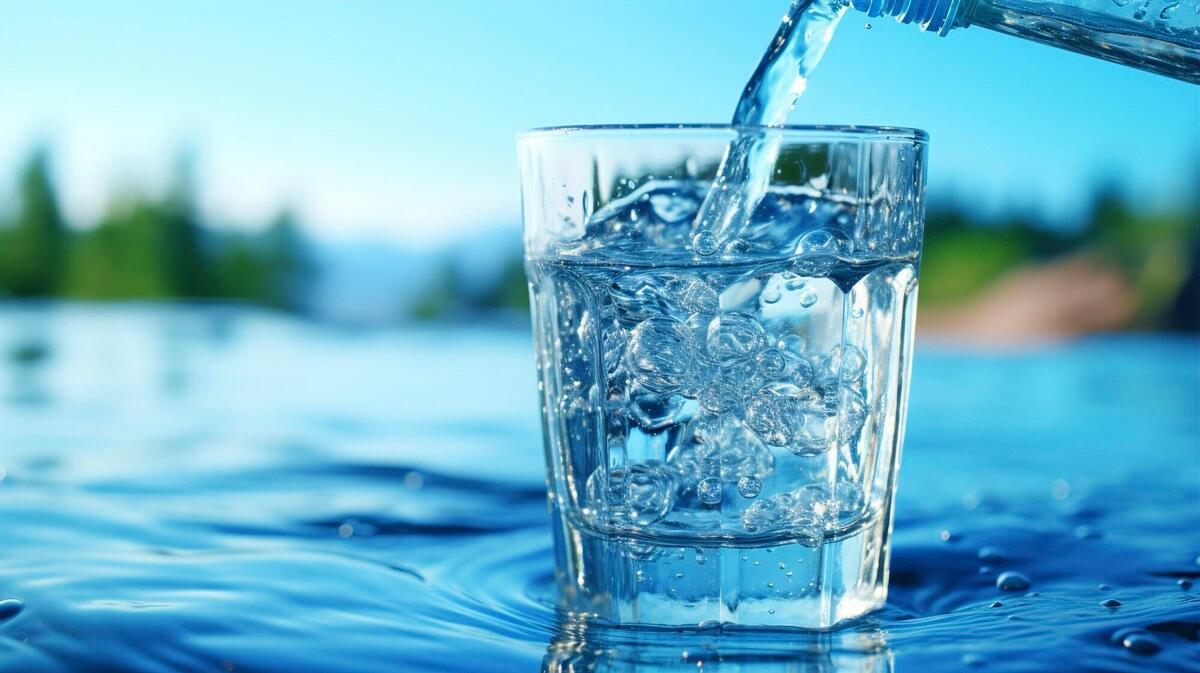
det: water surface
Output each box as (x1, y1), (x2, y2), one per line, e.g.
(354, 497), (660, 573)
(0, 305), (1196, 671)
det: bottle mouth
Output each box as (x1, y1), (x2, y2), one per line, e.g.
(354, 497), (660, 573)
(851, 0), (960, 34)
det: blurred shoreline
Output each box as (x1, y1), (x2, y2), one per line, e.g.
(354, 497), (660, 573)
(1, 147), (1196, 342)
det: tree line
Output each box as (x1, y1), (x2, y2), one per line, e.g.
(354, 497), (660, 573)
(0, 147), (314, 313)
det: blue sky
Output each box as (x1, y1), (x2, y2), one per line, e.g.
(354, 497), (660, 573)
(1, 1), (1196, 246)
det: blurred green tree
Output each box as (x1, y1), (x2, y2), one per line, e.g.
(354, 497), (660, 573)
(0, 147), (69, 297)
(161, 151), (212, 298)
(64, 191), (176, 299)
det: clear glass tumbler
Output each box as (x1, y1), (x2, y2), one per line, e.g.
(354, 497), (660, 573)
(520, 125), (927, 629)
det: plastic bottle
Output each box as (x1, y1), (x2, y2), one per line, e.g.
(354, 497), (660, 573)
(852, 0), (1199, 82)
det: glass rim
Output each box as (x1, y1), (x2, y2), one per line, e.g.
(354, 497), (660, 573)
(519, 123), (928, 144)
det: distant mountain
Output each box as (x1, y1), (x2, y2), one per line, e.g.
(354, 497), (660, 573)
(308, 224), (522, 325)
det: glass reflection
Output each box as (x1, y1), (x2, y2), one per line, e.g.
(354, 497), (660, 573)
(544, 614), (892, 673)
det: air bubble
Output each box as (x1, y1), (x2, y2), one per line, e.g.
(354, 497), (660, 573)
(586, 461), (678, 525)
(737, 476), (762, 498)
(697, 477), (723, 505)
(626, 317), (695, 393)
(799, 291), (818, 308)
(754, 348), (787, 376)
(706, 313), (767, 366)
(799, 228), (844, 255)
(692, 231), (718, 256)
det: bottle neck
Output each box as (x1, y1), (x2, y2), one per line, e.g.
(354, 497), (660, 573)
(850, 0), (971, 34)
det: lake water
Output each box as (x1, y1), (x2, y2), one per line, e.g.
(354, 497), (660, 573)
(0, 305), (1196, 672)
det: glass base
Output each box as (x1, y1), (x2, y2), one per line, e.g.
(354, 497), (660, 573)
(550, 503), (893, 629)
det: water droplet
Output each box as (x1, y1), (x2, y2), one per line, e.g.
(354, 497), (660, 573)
(675, 572), (684, 579)
(1097, 583), (1111, 591)
(799, 291), (818, 308)
(940, 529), (954, 542)
(1051, 479), (1071, 500)
(761, 285), (782, 304)
(0, 599), (23, 621)
(1111, 628), (1160, 655)
(1099, 598), (1122, 608)
(977, 546), (1007, 563)
(962, 653), (985, 667)
(1178, 579), (1193, 590)
(979, 566), (993, 575)
(1074, 525), (1102, 540)
(850, 306), (864, 319)
(864, 22), (873, 29)
(697, 477), (723, 505)
(990, 601), (1003, 608)
(737, 476), (763, 498)
(692, 231), (718, 256)
(996, 571), (1030, 591)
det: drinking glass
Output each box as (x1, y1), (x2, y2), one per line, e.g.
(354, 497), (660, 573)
(520, 124), (926, 628)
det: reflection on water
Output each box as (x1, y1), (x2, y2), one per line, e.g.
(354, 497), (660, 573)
(0, 305), (1197, 672)
(6, 312), (53, 407)
(546, 615), (892, 672)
